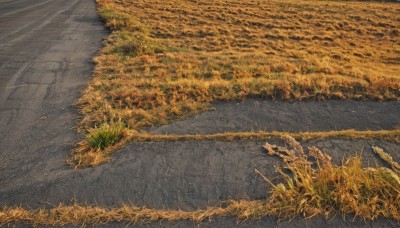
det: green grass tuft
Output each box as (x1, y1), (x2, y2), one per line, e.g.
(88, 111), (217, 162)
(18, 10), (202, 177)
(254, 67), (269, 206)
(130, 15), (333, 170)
(87, 121), (125, 150)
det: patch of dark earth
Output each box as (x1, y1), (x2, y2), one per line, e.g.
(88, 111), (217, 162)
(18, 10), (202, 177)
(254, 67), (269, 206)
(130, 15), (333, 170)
(150, 99), (400, 134)
(1, 0), (400, 227)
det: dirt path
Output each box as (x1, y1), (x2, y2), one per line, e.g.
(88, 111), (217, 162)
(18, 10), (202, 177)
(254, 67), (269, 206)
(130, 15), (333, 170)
(0, 0), (399, 227)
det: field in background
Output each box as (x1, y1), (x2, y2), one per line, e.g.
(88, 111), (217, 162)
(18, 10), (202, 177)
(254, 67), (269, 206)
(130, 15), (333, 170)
(85, 0), (400, 130)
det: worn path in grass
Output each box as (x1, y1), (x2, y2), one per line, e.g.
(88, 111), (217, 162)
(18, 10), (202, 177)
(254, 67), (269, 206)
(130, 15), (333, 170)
(1, 0), (400, 227)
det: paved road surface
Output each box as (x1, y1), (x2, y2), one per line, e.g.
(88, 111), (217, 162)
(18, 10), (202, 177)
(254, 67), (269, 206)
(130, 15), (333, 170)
(0, 0), (399, 227)
(0, 0), (106, 191)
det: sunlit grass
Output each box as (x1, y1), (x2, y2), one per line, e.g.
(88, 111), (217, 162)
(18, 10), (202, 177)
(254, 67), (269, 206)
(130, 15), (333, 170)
(262, 135), (400, 220)
(87, 121), (126, 150)
(72, 0), (400, 165)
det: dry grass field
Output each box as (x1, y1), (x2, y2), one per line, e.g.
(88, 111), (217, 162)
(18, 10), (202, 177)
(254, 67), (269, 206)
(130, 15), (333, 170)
(71, 0), (400, 167)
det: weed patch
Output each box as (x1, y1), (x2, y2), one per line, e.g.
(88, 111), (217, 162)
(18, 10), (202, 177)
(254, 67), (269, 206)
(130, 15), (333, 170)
(262, 136), (400, 220)
(87, 121), (125, 150)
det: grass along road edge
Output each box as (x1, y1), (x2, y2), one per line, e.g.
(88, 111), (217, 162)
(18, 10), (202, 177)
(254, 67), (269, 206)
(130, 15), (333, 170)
(3, 138), (400, 225)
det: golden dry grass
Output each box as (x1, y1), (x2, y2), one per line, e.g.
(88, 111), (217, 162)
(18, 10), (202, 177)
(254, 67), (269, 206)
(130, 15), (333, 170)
(70, 128), (400, 168)
(0, 201), (270, 226)
(3, 137), (400, 226)
(72, 0), (400, 166)
(262, 135), (400, 220)
(84, 0), (400, 130)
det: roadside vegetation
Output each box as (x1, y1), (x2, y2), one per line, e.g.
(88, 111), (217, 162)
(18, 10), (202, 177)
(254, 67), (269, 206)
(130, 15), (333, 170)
(70, 129), (400, 168)
(71, 0), (400, 167)
(3, 137), (400, 226)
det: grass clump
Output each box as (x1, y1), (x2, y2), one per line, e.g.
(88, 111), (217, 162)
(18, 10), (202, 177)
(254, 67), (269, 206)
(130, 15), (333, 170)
(262, 136), (400, 220)
(87, 121), (125, 150)
(98, 7), (137, 31)
(106, 31), (166, 57)
(69, 121), (131, 168)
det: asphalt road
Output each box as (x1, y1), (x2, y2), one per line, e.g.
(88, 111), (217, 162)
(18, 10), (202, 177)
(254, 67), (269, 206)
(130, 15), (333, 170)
(0, 0), (400, 227)
(0, 0), (106, 191)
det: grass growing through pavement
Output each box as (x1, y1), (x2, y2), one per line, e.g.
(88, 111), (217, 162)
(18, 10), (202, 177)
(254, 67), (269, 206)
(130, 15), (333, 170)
(72, 0), (400, 167)
(87, 121), (126, 150)
(3, 137), (400, 226)
(71, 120), (131, 167)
